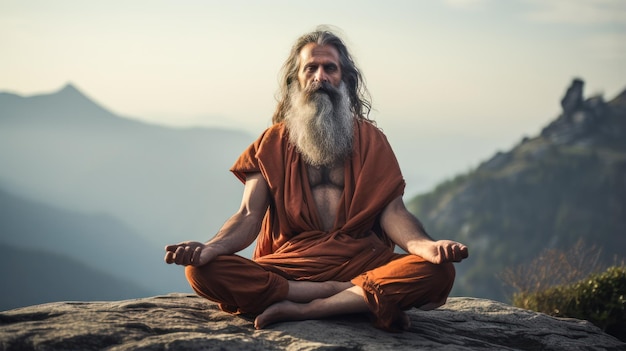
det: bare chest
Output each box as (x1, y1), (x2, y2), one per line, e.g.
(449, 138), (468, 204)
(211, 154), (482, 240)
(306, 163), (345, 189)
(306, 163), (345, 231)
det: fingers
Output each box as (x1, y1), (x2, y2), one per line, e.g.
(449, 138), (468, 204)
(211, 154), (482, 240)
(165, 244), (179, 252)
(164, 250), (175, 264)
(451, 243), (468, 262)
(446, 244), (463, 262)
(191, 246), (202, 265)
(175, 246), (196, 265)
(164, 242), (203, 266)
(437, 241), (469, 263)
(438, 245), (446, 264)
(174, 246), (186, 265)
(448, 244), (459, 262)
(164, 244), (179, 264)
(461, 245), (469, 259)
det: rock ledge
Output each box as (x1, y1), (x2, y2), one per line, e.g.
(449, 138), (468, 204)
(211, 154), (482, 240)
(0, 294), (624, 350)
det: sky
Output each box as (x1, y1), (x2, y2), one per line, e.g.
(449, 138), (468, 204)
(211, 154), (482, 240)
(2, 0), (625, 195)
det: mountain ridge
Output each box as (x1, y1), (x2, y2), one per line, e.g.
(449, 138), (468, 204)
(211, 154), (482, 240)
(0, 186), (184, 300)
(0, 82), (255, 300)
(0, 243), (152, 311)
(0, 83), (245, 134)
(408, 79), (626, 301)
(0, 83), (123, 127)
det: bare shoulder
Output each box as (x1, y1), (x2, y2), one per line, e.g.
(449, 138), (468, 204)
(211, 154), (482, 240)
(381, 196), (413, 220)
(241, 172), (270, 211)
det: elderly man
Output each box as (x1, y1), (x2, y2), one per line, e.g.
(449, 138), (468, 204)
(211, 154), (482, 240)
(165, 28), (468, 332)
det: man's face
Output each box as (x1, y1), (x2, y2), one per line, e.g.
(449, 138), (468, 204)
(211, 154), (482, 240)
(297, 43), (342, 90)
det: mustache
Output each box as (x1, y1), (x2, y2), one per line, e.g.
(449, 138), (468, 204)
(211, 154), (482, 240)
(303, 81), (341, 102)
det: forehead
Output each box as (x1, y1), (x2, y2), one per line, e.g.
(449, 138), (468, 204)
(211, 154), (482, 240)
(298, 43), (340, 66)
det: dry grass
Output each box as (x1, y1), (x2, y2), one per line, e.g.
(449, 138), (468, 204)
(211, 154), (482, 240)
(500, 239), (606, 295)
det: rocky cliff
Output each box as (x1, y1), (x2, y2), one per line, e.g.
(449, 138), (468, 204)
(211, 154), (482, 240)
(0, 294), (623, 350)
(408, 79), (626, 301)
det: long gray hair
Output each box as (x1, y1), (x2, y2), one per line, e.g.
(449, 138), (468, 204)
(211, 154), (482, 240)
(272, 27), (373, 124)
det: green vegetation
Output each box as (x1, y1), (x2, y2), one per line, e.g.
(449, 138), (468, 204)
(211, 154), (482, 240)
(407, 88), (626, 302)
(514, 266), (625, 341)
(405, 85), (626, 342)
(409, 139), (626, 300)
(501, 241), (626, 341)
(500, 240), (605, 295)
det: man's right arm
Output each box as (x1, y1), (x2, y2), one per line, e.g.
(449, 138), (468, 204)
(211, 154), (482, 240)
(164, 172), (270, 266)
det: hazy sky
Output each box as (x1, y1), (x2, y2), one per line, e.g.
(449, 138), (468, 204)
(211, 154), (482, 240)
(2, 0), (625, 194)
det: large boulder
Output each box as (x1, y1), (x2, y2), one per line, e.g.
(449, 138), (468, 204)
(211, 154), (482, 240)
(0, 294), (623, 350)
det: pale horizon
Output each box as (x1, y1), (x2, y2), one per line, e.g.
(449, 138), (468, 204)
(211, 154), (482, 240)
(3, 0), (625, 195)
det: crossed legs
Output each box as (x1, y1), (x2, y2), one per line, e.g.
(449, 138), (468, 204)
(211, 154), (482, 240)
(185, 254), (455, 331)
(255, 282), (368, 329)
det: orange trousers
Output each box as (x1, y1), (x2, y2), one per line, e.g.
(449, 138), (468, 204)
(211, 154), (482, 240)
(185, 251), (455, 331)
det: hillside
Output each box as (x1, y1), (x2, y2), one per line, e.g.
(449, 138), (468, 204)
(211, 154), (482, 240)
(0, 84), (255, 296)
(0, 83), (253, 247)
(0, 243), (151, 311)
(0, 188), (187, 301)
(408, 79), (626, 302)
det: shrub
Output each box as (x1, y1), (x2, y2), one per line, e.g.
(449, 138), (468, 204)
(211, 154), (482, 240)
(512, 266), (626, 341)
(501, 240), (625, 341)
(500, 239), (604, 295)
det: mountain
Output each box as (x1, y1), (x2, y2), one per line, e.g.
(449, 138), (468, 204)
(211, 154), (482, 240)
(0, 243), (152, 311)
(0, 84), (255, 247)
(0, 84), (131, 127)
(0, 83), (256, 295)
(0, 187), (187, 298)
(407, 79), (626, 302)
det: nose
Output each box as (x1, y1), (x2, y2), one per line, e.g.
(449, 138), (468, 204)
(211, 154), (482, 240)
(314, 67), (328, 83)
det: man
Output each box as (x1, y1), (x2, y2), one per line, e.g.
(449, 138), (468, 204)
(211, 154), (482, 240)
(165, 28), (468, 332)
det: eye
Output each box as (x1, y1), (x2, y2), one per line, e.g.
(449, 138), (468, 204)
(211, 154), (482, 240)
(324, 64), (338, 72)
(304, 65), (317, 73)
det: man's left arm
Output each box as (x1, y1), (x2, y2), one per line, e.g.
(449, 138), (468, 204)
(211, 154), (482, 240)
(380, 196), (469, 264)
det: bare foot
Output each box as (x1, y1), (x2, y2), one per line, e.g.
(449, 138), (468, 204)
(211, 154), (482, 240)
(254, 301), (304, 329)
(287, 280), (353, 303)
(254, 286), (369, 330)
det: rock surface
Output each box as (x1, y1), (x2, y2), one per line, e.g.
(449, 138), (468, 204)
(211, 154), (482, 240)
(0, 294), (624, 351)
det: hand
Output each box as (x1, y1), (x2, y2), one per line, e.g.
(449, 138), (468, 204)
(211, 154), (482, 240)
(419, 240), (469, 264)
(164, 241), (211, 267)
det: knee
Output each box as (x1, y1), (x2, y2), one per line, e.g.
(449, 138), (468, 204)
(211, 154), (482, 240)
(185, 263), (210, 280)
(184, 256), (236, 289)
(184, 265), (201, 286)
(185, 265), (207, 294)
(184, 261), (224, 296)
(429, 262), (455, 291)
(437, 262), (456, 286)
(429, 262), (455, 304)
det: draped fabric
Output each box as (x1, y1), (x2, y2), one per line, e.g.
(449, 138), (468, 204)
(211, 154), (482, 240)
(230, 119), (406, 281)
(183, 119), (456, 332)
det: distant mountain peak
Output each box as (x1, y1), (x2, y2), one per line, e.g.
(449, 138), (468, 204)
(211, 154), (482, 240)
(0, 82), (123, 126)
(59, 82), (80, 93)
(56, 82), (90, 101)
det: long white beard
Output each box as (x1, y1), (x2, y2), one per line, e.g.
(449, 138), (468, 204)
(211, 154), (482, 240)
(284, 81), (354, 167)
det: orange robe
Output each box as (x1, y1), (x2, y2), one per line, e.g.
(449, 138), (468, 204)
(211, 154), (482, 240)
(185, 120), (455, 331)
